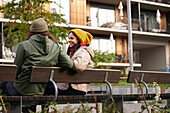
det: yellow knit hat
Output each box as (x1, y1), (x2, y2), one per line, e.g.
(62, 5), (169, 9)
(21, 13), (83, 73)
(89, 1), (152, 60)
(70, 29), (93, 44)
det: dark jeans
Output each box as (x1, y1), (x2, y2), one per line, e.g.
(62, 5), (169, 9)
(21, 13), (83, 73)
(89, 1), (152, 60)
(0, 82), (35, 113)
(58, 87), (86, 95)
(0, 82), (21, 96)
(6, 82), (22, 96)
(44, 83), (86, 95)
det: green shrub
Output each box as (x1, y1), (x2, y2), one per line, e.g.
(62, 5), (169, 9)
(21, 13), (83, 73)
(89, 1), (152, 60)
(92, 50), (117, 67)
(120, 74), (128, 77)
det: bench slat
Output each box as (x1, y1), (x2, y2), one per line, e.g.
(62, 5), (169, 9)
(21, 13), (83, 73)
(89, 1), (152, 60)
(30, 66), (121, 83)
(128, 70), (170, 84)
(0, 64), (17, 82)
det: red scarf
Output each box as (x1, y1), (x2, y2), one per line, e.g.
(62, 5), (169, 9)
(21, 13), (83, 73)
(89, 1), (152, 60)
(69, 43), (87, 52)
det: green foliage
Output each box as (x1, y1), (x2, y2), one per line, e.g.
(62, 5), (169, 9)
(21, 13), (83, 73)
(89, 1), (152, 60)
(92, 50), (117, 67)
(32, 92), (118, 113)
(0, 0), (69, 47)
(140, 98), (170, 113)
(75, 102), (93, 113)
(39, 100), (117, 113)
(120, 74), (128, 77)
(0, 89), (11, 113)
(137, 82), (170, 113)
(102, 97), (118, 113)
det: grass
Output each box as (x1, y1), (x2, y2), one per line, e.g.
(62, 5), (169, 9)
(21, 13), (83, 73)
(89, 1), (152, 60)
(90, 80), (170, 89)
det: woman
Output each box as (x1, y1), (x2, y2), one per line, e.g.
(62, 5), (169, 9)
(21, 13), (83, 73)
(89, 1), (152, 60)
(57, 29), (94, 95)
(4, 18), (73, 96)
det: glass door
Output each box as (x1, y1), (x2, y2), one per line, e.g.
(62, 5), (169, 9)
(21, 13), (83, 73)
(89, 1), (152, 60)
(141, 11), (159, 32)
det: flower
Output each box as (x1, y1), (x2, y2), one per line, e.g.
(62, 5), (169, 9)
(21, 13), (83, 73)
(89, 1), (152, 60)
(153, 82), (161, 103)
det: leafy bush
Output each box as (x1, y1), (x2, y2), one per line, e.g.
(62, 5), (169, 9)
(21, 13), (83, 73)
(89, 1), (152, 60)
(135, 79), (170, 113)
(0, 89), (10, 113)
(92, 50), (117, 67)
(0, 0), (68, 47)
(120, 74), (128, 77)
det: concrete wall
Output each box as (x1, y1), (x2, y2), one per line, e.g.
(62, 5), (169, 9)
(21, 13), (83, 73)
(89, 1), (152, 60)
(139, 46), (166, 71)
(133, 36), (169, 71)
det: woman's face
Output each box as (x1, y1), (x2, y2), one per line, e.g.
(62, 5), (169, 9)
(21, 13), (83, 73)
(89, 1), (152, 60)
(68, 32), (78, 47)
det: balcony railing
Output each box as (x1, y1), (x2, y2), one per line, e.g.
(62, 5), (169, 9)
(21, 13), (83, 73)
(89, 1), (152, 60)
(145, 0), (170, 4)
(97, 17), (170, 34)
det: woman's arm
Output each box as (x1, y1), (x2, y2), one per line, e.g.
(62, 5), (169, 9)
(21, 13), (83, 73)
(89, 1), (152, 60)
(72, 49), (91, 72)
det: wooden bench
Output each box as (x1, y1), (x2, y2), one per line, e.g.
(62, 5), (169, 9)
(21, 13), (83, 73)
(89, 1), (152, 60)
(0, 64), (121, 113)
(128, 70), (170, 108)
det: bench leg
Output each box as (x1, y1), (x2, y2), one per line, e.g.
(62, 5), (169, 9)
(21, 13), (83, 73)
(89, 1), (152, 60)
(102, 97), (123, 113)
(167, 99), (170, 109)
(115, 98), (123, 113)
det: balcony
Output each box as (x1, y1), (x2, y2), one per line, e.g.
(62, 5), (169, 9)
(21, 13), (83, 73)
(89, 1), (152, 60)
(145, 0), (170, 4)
(92, 17), (170, 34)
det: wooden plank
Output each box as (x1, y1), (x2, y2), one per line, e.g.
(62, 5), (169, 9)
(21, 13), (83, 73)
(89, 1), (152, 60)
(123, 37), (128, 63)
(30, 66), (121, 83)
(124, 6), (127, 24)
(70, 0), (76, 24)
(162, 12), (167, 31)
(0, 64), (17, 81)
(115, 5), (120, 22)
(86, 1), (90, 26)
(82, 0), (86, 25)
(128, 70), (170, 84)
(116, 37), (123, 59)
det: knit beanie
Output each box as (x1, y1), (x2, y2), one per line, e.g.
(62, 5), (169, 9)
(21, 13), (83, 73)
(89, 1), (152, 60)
(70, 29), (93, 44)
(30, 18), (48, 32)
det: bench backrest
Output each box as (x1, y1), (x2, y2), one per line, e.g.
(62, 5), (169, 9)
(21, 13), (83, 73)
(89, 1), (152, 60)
(30, 66), (121, 83)
(0, 64), (121, 83)
(0, 64), (17, 82)
(128, 70), (170, 84)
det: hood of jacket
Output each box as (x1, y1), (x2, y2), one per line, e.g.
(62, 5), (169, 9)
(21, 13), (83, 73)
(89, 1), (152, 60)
(29, 35), (53, 55)
(83, 44), (94, 59)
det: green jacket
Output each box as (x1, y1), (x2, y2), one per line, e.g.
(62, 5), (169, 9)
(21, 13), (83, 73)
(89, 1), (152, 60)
(14, 35), (73, 95)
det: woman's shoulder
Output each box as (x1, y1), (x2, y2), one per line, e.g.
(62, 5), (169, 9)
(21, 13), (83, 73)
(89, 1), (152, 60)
(74, 45), (94, 58)
(76, 46), (88, 53)
(80, 45), (94, 58)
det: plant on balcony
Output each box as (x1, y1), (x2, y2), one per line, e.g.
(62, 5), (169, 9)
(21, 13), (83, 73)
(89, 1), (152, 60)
(92, 50), (117, 67)
(0, 0), (68, 47)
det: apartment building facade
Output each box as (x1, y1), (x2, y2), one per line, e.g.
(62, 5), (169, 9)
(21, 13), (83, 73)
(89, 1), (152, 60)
(0, 0), (170, 71)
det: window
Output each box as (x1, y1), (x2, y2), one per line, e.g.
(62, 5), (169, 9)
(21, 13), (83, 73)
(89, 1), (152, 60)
(90, 2), (115, 27)
(50, 0), (70, 24)
(141, 10), (159, 32)
(91, 38), (115, 53)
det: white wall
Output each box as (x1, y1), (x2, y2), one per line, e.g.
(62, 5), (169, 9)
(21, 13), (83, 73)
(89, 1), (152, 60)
(133, 36), (169, 71)
(139, 46), (166, 71)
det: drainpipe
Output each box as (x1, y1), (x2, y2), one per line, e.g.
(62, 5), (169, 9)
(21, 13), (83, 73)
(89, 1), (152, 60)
(127, 0), (134, 94)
